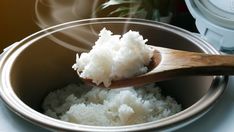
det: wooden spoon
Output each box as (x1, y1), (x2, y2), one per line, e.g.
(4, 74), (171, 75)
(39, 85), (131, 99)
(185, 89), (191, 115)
(82, 46), (234, 88)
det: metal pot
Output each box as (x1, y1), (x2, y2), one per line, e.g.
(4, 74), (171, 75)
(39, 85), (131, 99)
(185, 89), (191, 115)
(0, 18), (227, 131)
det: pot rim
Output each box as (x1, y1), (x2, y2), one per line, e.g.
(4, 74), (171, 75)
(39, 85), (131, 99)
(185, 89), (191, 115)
(0, 18), (228, 132)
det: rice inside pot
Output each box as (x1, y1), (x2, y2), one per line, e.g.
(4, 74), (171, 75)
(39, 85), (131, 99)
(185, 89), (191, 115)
(42, 84), (181, 126)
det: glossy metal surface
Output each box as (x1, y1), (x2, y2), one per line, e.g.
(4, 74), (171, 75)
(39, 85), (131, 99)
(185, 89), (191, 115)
(0, 18), (227, 131)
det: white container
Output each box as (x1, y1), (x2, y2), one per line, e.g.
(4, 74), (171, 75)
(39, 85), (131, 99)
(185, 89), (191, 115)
(185, 0), (234, 53)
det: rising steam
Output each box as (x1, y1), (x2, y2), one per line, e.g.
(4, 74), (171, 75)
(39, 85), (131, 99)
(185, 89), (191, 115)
(34, 0), (141, 52)
(35, 0), (101, 52)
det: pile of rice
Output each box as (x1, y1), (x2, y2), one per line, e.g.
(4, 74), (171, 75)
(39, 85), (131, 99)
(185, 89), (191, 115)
(43, 84), (181, 126)
(72, 28), (153, 87)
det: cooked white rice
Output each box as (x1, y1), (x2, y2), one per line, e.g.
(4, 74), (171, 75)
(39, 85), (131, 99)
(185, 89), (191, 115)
(43, 84), (181, 126)
(72, 28), (153, 87)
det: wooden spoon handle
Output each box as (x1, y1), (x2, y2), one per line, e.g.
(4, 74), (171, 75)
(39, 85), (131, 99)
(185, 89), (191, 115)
(151, 47), (234, 76)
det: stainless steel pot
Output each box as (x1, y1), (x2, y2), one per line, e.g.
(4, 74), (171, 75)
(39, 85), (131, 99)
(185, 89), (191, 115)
(0, 18), (227, 131)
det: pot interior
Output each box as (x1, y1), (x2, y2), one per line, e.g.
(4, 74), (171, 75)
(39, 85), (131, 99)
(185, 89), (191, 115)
(9, 21), (212, 113)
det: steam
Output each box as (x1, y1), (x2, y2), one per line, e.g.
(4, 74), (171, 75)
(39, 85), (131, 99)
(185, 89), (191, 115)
(35, 0), (100, 28)
(34, 0), (143, 52)
(122, 2), (143, 34)
(35, 0), (100, 52)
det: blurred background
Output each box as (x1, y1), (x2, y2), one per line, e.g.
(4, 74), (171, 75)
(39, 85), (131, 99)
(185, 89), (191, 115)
(0, 1), (39, 50)
(0, 0), (196, 51)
